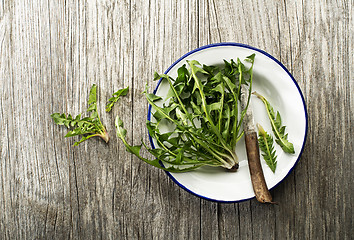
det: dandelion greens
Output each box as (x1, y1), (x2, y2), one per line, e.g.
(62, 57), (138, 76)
(51, 84), (109, 146)
(115, 55), (256, 172)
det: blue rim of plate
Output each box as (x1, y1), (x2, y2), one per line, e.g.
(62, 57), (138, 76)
(147, 42), (308, 203)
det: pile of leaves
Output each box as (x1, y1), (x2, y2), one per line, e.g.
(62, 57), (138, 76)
(116, 55), (256, 172)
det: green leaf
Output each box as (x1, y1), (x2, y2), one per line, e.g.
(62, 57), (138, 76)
(210, 83), (224, 95)
(257, 124), (277, 173)
(206, 102), (222, 113)
(106, 86), (129, 112)
(253, 91), (295, 154)
(51, 113), (69, 127)
(221, 75), (237, 99)
(246, 53), (256, 63)
(145, 92), (178, 124)
(202, 64), (219, 75)
(73, 134), (98, 146)
(223, 60), (233, 76)
(176, 65), (189, 83)
(166, 82), (185, 99)
(87, 84), (97, 112)
(154, 72), (161, 81)
(175, 107), (188, 125)
(146, 93), (163, 102)
(190, 101), (202, 116)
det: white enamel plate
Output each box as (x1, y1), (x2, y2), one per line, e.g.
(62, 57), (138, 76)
(148, 43), (308, 202)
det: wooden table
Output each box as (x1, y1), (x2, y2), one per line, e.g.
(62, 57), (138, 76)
(0, 1), (352, 239)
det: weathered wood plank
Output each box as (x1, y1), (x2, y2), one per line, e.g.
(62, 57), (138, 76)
(0, 0), (352, 239)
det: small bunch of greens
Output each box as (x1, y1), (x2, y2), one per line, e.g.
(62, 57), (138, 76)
(253, 91), (295, 173)
(51, 84), (109, 146)
(116, 54), (256, 172)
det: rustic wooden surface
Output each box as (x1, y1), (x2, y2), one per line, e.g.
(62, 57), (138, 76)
(0, 0), (353, 239)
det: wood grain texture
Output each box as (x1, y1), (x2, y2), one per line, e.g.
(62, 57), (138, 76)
(0, 0), (352, 239)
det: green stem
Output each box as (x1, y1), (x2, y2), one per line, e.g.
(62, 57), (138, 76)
(236, 131), (244, 143)
(189, 133), (234, 168)
(218, 83), (224, 134)
(231, 64), (243, 147)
